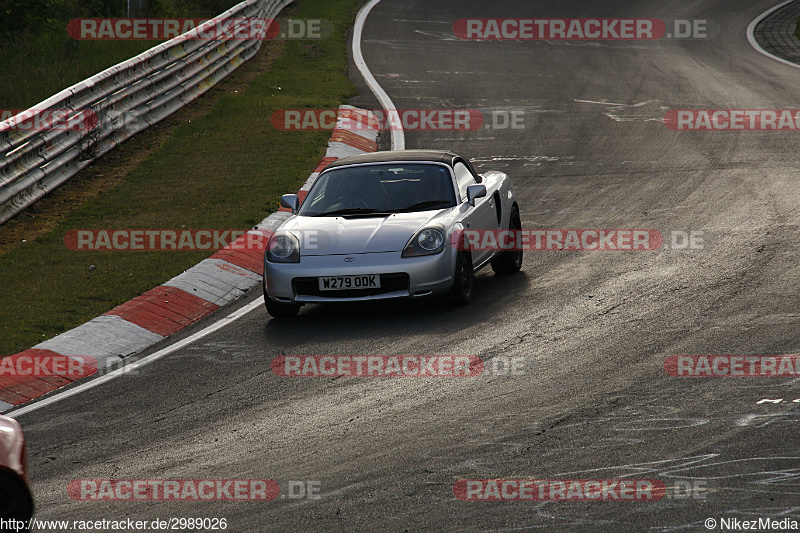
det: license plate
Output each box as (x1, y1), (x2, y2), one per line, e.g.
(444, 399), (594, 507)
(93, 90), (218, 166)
(318, 275), (380, 291)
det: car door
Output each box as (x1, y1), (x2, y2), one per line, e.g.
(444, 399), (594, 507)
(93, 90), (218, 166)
(454, 160), (499, 266)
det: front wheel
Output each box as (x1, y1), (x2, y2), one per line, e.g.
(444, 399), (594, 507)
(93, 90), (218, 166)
(491, 205), (523, 275)
(264, 297), (300, 318)
(448, 251), (474, 305)
(263, 283), (300, 318)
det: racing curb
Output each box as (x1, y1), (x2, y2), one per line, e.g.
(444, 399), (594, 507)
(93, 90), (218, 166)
(0, 105), (379, 413)
(751, 0), (800, 65)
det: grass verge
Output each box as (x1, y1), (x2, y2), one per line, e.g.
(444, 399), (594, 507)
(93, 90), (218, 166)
(0, 0), (361, 356)
(0, 34), (163, 111)
(0, 1), (244, 110)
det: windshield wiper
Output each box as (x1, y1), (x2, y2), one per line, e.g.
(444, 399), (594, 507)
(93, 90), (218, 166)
(394, 200), (454, 213)
(315, 208), (391, 217)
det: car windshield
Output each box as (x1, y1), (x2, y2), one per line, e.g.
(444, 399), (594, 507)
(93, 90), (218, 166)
(297, 163), (457, 216)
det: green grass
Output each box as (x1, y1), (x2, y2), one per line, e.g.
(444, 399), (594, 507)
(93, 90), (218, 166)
(0, 0), (246, 110)
(0, 0), (361, 355)
(0, 32), (164, 110)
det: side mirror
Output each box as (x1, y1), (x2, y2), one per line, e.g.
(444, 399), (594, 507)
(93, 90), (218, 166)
(466, 184), (487, 206)
(280, 194), (300, 214)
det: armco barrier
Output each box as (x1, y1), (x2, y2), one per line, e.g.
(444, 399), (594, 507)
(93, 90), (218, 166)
(0, 0), (293, 224)
(0, 105), (379, 412)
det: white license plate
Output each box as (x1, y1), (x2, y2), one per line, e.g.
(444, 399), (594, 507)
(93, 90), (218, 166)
(318, 275), (380, 291)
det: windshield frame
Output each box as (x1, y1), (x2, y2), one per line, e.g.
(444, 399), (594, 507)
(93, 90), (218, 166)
(297, 161), (459, 217)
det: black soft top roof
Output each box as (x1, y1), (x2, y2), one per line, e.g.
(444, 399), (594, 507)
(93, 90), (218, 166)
(324, 150), (463, 170)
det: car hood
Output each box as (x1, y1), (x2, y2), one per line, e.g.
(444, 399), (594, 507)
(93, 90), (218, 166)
(282, 211), (447, 255)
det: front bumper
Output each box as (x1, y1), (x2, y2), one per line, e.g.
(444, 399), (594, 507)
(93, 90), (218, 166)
(264, 248), (455, 303)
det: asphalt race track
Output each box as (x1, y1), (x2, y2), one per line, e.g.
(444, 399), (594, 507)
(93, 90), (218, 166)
(17, 1), (800, 530)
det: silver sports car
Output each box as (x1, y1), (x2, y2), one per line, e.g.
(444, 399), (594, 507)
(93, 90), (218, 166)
(262, 150), (522, 318)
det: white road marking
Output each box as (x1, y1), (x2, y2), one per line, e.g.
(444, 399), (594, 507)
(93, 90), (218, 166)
(6, 299), (263, 417)
(392, 19), (450, 24)
(576, 98), (666, 122)
(414, 30), (460, 41)
(574, 99), (628, 106)
(353, 0), (405, 150)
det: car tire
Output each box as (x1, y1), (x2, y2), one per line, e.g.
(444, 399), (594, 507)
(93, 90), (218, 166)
(0, 471), (33, 522)
(448, 251), (474, 305)
(491, 205), (523, 275)
(263, 283), (300, 318)
(264, 297), (300, 318)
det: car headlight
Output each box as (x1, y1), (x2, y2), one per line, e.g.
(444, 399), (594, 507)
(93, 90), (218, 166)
(267, 233), (300, 263)
(402, 227), (445, 257)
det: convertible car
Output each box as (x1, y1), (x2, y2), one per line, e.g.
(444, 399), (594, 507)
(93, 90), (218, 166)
(262, 150), (522, 318)
(0, 415), (33, 522)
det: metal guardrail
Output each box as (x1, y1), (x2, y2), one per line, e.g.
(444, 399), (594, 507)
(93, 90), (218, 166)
(0, 0), (292, 224)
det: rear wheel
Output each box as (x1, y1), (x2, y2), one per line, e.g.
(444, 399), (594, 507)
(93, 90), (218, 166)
(448, 251), (474, 305)
(491, 205), (523, 275)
